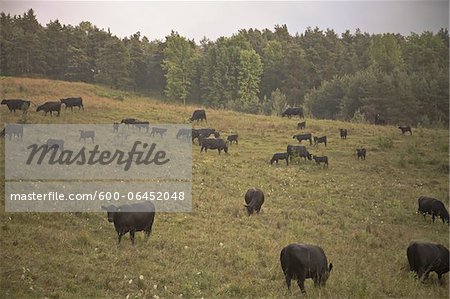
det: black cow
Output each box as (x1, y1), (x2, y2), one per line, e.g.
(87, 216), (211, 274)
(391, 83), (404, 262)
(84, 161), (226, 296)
(227, 134), (239, 145)
(1, 99), (31, 113)
(192, 128), (219, 143)
(407, 241), (449, 281)
(244, 188), (265, 215)
(339, 129), (347, 139)
(199, 137), (228, 154)
(280, 243), (333, 294)
(36, 101), (61, 116)
(79, 130), (95, 143)
(176, 128), (192, 141)
(46, 138), (64, 151)
(313, 155), (328, 167)
(282, 107), (304, 118)
(121, 118), (137, 126)
(293, 133), (313, 145)
(417, 196), (449, 224)
(356, 148), (366, 160)
(314, 136), (327, 147)
(399, 126), (412, 135)
(189, 109), (207, 122)
(101, 202), (156, 245)
(60, 97), (84, 110)
(287, 145), (311, 161)
(297, 121), (306, 130)
(113, 123), (120, 133)
(375, 113), (386, 125)
(150, 127), (167, 138)
(4, 124), (24, 140)
(270, 152), (289, 166)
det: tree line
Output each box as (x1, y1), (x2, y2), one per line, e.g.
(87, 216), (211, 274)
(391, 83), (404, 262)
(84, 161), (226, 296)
(1, 9), (448, 125)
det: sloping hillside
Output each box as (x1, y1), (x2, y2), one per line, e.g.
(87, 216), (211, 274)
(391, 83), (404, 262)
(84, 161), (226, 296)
(0, 77), (448, 298)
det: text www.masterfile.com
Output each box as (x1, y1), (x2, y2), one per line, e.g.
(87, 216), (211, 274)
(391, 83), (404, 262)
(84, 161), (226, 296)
(9, 191), (186, 201)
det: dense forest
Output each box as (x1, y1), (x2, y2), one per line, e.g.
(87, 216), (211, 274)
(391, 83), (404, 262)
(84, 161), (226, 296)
(0, 9), (448, 125)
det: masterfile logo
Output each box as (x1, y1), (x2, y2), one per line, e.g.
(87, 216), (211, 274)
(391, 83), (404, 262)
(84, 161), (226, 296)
(5, 124), (192, 212)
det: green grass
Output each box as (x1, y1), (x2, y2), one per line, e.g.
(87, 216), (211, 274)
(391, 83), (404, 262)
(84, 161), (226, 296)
(0, 77), (449, 298)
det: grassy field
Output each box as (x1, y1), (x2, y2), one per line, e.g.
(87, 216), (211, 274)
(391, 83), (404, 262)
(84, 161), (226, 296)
(0, 77), (449, 298)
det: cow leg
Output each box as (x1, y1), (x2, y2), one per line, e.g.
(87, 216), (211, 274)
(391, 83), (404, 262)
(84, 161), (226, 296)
(117, 232), (123, 244)
(284, 273), (292, 290)
(432, 214), (436, 223)
(297, 279), (306, 294)
(218, 149), (221, 155)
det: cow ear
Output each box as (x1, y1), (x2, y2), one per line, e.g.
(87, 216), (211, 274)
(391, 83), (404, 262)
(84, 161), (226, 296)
(329, 263), (333, 272)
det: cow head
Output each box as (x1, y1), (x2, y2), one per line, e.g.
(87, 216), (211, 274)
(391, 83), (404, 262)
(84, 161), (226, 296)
(223, 143), (229, 154)
(1, 100), (7, 105)
(306, 152), (312, 160)
(36, 105), (43, 112)
(214, 131), (220, 138)
(101, 205), (119, 222)
(321, 263), (333, 286)
(244, 204), (254, 215)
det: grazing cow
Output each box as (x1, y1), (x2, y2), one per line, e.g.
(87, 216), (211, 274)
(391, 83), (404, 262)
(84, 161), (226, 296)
(227, 134), (239, 145)
(1, 99), (31, 113)
(282, 107), (304, 118)
(314, 136), (327, 147)
(133, 121), (150, 132)
(399, 126), (412, 135)
(60, 97), (84, 110)
(101, 202), (156, 245)
(4, 124), (24, 140)
(150, 127), (167, 138)
(189, 109), (207, 122)
(176, 128), (192, 141)
(287, 145), (311, 161)
(244, 188), (265, 215)
(293, 133), (313, 145)
(417, 196), (449, 224)
(356, 148), (366, 160)
(313, 155), (328, 167)
(79, 130), (95, 143)
(36, 101), (61, 116)
(113, 123), (119, 133)
(199, 137), (228, 154)
(339, 129), (347, 139)
(280, 243), (333, 294)
(121, 118), (137, 126)
(270, 152), (289, 166)
(46, 138), (64, 151)
(407, 241), (449, 281)
(192, 128), (219, 143)
(297, 121), (306, 130)
(375, 113), (386, 125)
